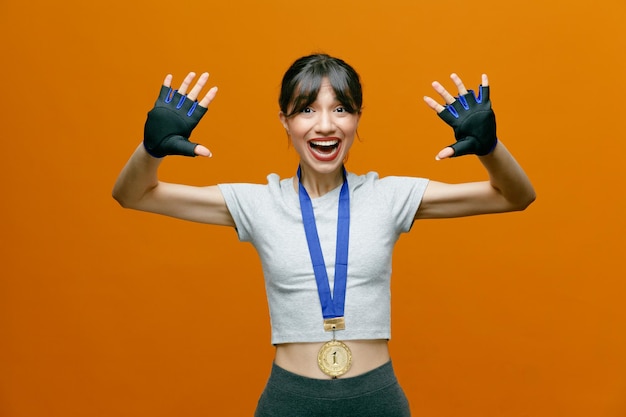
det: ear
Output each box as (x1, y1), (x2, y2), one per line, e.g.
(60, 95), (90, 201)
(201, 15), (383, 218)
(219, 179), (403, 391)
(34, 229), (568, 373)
(278, 111), (288, 131)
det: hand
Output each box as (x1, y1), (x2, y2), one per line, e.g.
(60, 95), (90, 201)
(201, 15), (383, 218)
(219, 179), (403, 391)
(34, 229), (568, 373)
(424, 73), (497, 160)
(143, 72), (218, 158)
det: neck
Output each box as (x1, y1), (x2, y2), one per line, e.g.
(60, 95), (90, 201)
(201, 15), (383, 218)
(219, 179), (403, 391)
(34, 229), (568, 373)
(297, 165), (345, 198)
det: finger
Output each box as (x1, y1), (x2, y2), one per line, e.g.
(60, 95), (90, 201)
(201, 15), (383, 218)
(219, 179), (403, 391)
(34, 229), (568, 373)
(177, 72), (197, 96)
(431, 81), (456, 104)
(163, 74), (173, 88)
(450, 73), (468, 95)
(423, 95), (445, 113)
(187, 72), (210, 101)
(435, 147), (455, 160)
(198, 86), (218, 108)
(482, 73), (489, 87)
(194, 144), (212, 157)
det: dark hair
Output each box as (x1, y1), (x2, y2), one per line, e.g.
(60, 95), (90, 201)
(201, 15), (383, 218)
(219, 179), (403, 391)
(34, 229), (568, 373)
(279, 54), (363, 118)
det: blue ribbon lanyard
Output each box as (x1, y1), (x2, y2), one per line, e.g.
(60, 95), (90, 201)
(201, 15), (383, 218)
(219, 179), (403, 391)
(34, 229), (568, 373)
(297, 166), (350, 323)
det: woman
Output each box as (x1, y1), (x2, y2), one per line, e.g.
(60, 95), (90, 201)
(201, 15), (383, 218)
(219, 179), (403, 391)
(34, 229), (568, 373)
(113, 54), (535, 416)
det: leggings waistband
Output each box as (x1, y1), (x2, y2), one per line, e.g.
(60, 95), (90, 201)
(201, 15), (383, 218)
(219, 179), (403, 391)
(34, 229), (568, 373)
(266, 361), (398, 399)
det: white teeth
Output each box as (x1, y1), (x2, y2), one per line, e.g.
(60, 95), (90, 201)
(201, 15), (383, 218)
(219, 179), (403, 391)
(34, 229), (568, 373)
(310, 139), (339, 146)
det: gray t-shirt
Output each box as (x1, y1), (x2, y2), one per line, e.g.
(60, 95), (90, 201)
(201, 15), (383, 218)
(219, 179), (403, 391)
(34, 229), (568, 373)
(218, 171), (429, 344)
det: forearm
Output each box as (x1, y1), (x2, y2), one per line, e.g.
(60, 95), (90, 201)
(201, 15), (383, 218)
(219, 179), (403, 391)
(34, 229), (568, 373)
(112, 144), (163, 208)
(478, 141), (536, 210)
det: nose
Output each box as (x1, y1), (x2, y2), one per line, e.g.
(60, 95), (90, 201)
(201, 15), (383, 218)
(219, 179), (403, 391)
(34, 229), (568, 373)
(315, 110), (335, 135)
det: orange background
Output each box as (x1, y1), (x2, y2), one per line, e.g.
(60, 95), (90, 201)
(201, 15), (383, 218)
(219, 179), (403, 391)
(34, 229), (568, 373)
(1, 0), (625, 416)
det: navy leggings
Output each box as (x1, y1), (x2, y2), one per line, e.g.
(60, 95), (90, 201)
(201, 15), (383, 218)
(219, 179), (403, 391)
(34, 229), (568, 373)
(254, 361), (411, 417)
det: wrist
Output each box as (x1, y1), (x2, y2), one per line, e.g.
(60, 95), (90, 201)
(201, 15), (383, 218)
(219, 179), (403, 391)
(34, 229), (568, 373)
(480, 137), (499, 157)
(477, 139), (499, 158)
(142, 141), (166, 159)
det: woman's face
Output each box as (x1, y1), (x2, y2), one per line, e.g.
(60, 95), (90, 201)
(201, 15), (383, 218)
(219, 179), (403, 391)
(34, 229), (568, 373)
(280, 78), (360, 176)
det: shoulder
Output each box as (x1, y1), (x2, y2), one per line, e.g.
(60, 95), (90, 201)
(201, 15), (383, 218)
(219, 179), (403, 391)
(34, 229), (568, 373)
(218, 173), (297, 207)
(347, 171), (429, 192)
(218, 173), (287, 192)
(347, 171), (430, 232)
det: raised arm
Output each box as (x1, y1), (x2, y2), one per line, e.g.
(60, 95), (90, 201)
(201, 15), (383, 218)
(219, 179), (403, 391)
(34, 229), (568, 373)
(416, 74), (535, 219)
(112, 72), (234, 227)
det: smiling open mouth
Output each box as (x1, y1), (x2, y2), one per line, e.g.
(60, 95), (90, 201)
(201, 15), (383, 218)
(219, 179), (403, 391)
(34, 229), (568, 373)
(309, 139), (339, 154)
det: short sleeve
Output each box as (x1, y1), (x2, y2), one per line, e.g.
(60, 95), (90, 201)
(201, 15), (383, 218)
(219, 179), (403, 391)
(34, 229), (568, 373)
(218, 182), (266, 242)
(377, 176), (430, 233)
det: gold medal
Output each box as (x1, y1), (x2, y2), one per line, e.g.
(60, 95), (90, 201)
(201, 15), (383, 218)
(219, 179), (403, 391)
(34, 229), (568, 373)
(317, 339), (352, 378)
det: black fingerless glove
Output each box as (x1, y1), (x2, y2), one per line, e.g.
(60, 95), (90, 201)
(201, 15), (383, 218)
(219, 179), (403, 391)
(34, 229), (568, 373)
(143, 86), (207, 158)
(438, 85), (497, 157)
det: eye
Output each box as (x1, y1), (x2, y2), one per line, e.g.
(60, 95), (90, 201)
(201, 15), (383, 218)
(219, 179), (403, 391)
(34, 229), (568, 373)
(335, 106), (348, 113)
(301, 107), (313, 113)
